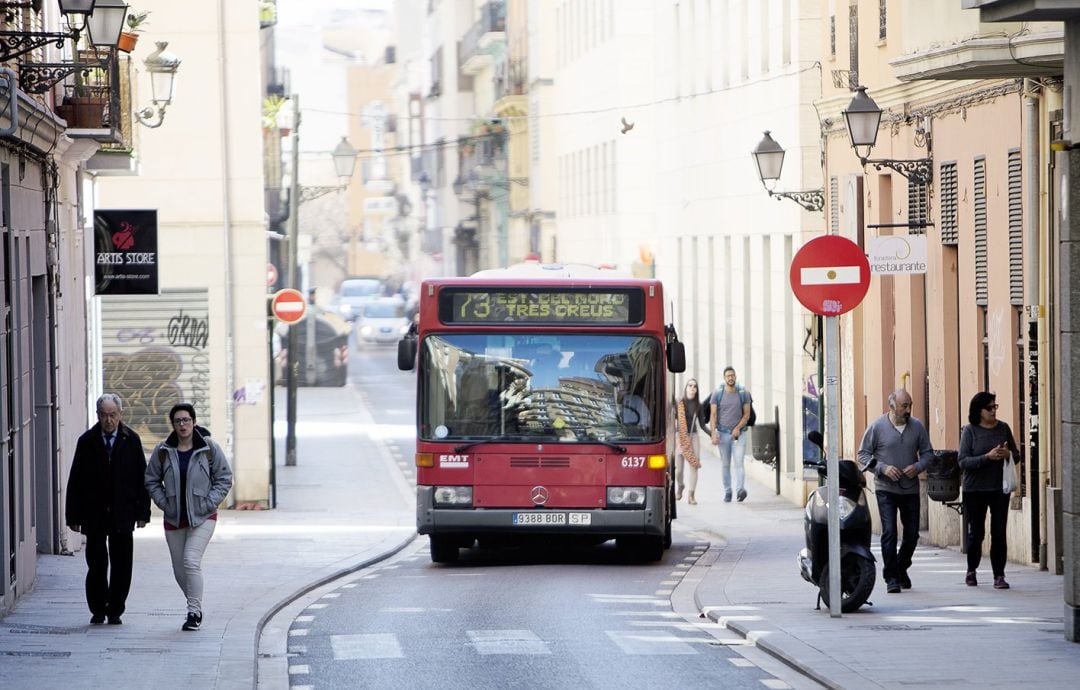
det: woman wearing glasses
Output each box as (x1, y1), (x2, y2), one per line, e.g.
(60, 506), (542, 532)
(958, 392), (1018, 590)
(145, 403), (233, 631)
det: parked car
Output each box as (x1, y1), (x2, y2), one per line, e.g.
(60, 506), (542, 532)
(275, 308), (352, 387)
(333, 277), (385, 321)
(356, 297), (410, 345)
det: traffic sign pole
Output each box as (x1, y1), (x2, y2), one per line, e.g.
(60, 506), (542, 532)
(826, 314), (841, 617)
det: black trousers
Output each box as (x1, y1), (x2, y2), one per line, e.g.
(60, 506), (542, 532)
(963, 490), (1010, 577)
(875, 490), (920, 583)
(83, 529), (134, 618)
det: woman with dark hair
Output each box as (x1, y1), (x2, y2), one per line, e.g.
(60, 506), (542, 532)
(145, 403), (232, 631)
(958, 392), (1018, 589)
(672, 379), (710, 504)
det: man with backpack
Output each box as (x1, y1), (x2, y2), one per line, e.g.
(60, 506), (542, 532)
(709, 366), (754, 502)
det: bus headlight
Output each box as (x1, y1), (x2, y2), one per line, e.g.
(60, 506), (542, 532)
(607, 487), (646, 508)
(433, 486), (473, 507)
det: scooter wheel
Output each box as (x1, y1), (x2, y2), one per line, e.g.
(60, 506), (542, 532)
(818, 554), (876, 613)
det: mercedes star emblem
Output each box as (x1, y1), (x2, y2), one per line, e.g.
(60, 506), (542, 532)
(530, 485), (549, 505)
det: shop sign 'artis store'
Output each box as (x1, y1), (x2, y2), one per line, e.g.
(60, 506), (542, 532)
(95, 210), (159, 295)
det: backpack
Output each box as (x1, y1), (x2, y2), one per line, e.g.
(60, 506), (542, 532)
(715, 386), (756, 428)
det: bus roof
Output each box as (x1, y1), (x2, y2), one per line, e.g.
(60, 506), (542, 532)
(470, 262), (628, 279)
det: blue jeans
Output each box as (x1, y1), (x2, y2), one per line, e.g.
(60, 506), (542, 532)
(875, 490), (920, 583)
(716, 430), (746, 494)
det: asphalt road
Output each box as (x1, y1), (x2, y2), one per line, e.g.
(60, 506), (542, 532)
(278, 344), (815, 689)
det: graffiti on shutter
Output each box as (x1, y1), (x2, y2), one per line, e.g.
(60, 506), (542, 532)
(101, 289), (210, 455)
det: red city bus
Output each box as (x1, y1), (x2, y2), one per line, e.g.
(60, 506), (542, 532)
(398, 264), (686, 563)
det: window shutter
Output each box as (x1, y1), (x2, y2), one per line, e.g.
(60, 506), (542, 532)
(939, 162), (958, 245)
(974, 157), (988, 306)
(1008, 149), (1024, 305)
(907, 181), (928, 233)
(830, 176), (839, 234)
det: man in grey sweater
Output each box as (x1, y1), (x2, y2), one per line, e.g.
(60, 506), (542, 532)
(857, 389), (934, 594)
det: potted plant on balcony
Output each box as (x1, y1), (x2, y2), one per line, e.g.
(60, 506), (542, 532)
(263, 95), (288, 136)
(56, 69), (110, 129)
(118, 10), (150, 53)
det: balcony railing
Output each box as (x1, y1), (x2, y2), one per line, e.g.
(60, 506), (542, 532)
(459, 0), (505, 75)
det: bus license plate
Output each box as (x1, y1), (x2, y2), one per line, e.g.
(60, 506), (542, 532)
(513, 512), (592, 526)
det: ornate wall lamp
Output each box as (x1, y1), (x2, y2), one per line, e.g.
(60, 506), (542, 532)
(12, 0), (128, 94)
(843, 86), (932, 185)
(751, 130), (825, 213)
(134, 41), (180, 128)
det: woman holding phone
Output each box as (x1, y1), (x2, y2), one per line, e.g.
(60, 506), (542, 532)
(958, 391), (1019, 590)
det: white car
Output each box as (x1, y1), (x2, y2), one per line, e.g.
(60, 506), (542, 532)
(357, 298), (410, 345)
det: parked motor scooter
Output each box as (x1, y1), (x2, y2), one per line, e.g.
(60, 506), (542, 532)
(797, 430), (876, 612)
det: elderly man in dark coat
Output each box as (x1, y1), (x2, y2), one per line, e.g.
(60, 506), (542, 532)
(65, 393), (150, 625)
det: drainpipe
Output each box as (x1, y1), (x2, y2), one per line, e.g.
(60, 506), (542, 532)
(1024, 80), (1045, 567)
(217, 0), (236, 485)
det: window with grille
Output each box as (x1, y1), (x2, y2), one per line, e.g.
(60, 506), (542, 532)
(830, 15), (836, 57)
(879, 0), (887, 40)
(907, 181), (928, 233)
(974, 157), (988, 306)
(939, 162), (958, 245)
(1008, 148), (1024, 305)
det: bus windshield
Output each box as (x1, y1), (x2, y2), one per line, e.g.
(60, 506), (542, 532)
(419, 333), (662, 443)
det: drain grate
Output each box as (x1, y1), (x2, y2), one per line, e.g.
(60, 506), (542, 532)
(0, 650), (71, 658)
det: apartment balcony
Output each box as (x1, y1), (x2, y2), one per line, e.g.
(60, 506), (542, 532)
(459, 0), (505, 76)
(25, 48), (125, 147)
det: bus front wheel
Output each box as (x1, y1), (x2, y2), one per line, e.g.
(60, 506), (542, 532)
(430, 535), (459, 563)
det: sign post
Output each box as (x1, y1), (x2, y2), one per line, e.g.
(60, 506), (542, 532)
(790, 235), (870, 617)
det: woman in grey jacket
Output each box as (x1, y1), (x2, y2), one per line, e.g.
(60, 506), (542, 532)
(145, 403), (233, 631)
(958, 391), (1019, 590)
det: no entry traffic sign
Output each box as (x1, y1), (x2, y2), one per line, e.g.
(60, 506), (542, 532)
(271, 288), (307, 324)
(789, 235), (870, 316)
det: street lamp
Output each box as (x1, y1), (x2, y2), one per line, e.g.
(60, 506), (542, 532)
(842, 86), (932, 185)
(135, 41), (182, 128)
(751, 131), (825, 213)
(331, 137), (359, 181)
(84, 0), (128, 47)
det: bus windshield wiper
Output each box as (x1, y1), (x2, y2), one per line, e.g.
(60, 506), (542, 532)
(453, 435), (551, 452)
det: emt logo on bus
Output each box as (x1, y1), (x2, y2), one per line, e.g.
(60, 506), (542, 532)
(439, 454), (469, 468)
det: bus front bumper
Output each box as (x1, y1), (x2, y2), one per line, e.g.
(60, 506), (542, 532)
(416, 486), (668, 537)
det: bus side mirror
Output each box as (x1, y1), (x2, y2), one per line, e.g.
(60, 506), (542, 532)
(397, 337), (417, 371)
(667, 341), (685, 373)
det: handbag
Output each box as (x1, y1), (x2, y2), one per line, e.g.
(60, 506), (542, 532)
(1002, 452), (1018, 494)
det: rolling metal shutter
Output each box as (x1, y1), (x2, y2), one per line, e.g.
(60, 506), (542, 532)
(100, 289), (211, 455)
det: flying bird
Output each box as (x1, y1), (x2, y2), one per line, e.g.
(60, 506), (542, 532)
(620, 117), (635, 134)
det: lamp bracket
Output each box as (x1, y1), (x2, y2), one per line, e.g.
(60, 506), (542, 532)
(768, 188), (825, 214)
(135, 104), (165, 129)
(298, 185), (345, 203)
(861, 157), (932, 186)
(18, 59), (104, 94)
(0, 31), (70, 62)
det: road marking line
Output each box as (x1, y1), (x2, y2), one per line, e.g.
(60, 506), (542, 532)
(605, 629), (697, 655)
(288, 665), (310, 675)
(332, 633), (403, 660)
(466, 629), (551, 655)
(295, 615), (314, 623)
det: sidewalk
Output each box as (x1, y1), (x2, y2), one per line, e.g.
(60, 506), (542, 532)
(0, 385), (416, 690)
(677, 466), (1080, 689)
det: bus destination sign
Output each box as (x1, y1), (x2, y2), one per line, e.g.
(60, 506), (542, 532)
(441, 288), (643, 325)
